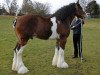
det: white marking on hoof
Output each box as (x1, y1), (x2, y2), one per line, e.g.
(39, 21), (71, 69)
(12, 45), (29, 74)
(12, 62), (17, 71)
(18, 66), (29, 74)
(16, 46), (29, 74)
(52, 47), (59, 66)
(57, 61), (68, 68)
(57, 47), (68, 68)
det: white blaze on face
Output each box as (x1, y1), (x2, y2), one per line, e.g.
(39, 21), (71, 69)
(49, 17), (59, 39)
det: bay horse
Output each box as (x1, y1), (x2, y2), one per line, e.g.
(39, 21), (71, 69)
(12, 1), (86, 74)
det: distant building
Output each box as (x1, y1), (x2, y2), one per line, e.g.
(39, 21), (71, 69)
(0, 8), (9, 15)
(0, 4), (3, 15)
(0, 8), (3, 15)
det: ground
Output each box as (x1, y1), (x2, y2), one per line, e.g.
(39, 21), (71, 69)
(0, 16), (100, 75)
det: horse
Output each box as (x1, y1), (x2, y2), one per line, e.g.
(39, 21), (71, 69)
(12, 1), (86, 74)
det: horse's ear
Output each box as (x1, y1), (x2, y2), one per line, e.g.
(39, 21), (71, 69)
(77, 0), (79, 4)
(76, 0), (80, 6)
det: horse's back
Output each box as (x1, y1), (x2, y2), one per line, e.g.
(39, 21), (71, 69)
(16, 14), (50, 29)
(14, 14), (52, 40)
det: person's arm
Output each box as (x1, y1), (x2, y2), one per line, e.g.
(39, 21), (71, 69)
(71, 19), (81, 30)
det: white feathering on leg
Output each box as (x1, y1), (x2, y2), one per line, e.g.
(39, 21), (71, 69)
(52, 47), (59, 66)
(16, 46), (29, 74)
(57, 47), (68, 68)
(12, 51), (17, 71)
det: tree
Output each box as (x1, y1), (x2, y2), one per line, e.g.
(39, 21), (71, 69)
(4, 0), (17, 15)
(32, 2), (50, 16)
(0, 4), (3, 15)
(10, 0), (17, 15)
(79, 0), (88, 10)
(86, 0), (100, 18)
(22, 0), (34, 14)
(22, 1), (50, 16)
(4, 0), (11, 13)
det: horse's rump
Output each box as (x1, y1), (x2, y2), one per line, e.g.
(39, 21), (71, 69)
(15, 14), (52, 40)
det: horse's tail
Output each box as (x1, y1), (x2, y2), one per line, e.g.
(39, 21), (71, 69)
(12, 19), (17, 28)
(12, 13), (18, 28)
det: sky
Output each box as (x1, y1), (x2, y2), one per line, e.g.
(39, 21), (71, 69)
(0, 0), (100, 13)
(31, 0), (77, 13)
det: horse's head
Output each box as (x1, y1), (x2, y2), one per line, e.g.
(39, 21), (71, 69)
(75, 0), (86, 19)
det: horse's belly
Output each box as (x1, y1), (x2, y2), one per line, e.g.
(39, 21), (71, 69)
(49, 17), (59, 39)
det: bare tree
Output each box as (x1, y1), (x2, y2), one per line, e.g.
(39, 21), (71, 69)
(33, 2), (50, 16)
(79, 0), (88, 10)
(22, 0), (33, 14)
(4, 0), (11, 13)
(22, 0), (50, 16)
(10, 0), (17, 15)
(86, 0), (100, 18)
(79, 0), (96, 10)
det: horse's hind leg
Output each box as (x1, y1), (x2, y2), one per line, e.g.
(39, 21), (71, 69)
(12, 42), (19, 71)
(12, 38), (29, 74)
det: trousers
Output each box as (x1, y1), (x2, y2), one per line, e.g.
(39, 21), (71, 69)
(73, 34), (82, 57)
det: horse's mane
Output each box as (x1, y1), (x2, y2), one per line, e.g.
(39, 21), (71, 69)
(53, 3), (76, 21)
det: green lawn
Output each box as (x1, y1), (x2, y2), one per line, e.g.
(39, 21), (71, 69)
(0, 16), (100, 75)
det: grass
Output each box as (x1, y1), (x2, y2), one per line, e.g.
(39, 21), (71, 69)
(0, 15), (100, 75)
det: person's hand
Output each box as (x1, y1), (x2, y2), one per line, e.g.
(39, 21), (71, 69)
(71, 26), (76, 30)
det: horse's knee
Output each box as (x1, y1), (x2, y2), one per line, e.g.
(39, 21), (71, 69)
(19, 37), (29, 46)
(59, 40), (66, 49)
(59, 36), (67, 49)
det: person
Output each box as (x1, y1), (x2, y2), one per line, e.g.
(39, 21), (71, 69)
(70, 17), (84, 58)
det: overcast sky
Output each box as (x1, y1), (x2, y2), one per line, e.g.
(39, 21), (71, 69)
(0, 0), (100, 13)
(32, 0), (78, 13)
(16, 0), (78, 13)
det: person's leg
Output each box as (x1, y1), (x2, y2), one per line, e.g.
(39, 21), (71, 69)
(78, 35), (82, 58)
(73, 34), (78, 58)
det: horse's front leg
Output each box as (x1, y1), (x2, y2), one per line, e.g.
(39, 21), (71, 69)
(52, 39), (59, 66)
(57, 35), (68, 68)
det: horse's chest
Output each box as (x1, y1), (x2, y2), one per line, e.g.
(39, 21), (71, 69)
(49, 17), (59, 39)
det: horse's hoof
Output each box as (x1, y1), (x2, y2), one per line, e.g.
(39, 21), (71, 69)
(18, 66), (29, 74)
(52, 62), (57, 66)
(12, 67), (17, 71)
(57, 62), (68, 68)
(12, 67), (16, 71)
(52, 60), (58, 66)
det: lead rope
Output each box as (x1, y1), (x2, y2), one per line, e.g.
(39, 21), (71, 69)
(80, 19), (83, 62)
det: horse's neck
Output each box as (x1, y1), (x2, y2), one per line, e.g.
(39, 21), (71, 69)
(65, 15), (76, 26)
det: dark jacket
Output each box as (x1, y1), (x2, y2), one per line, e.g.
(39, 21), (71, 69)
(71, 19), (83, 34)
